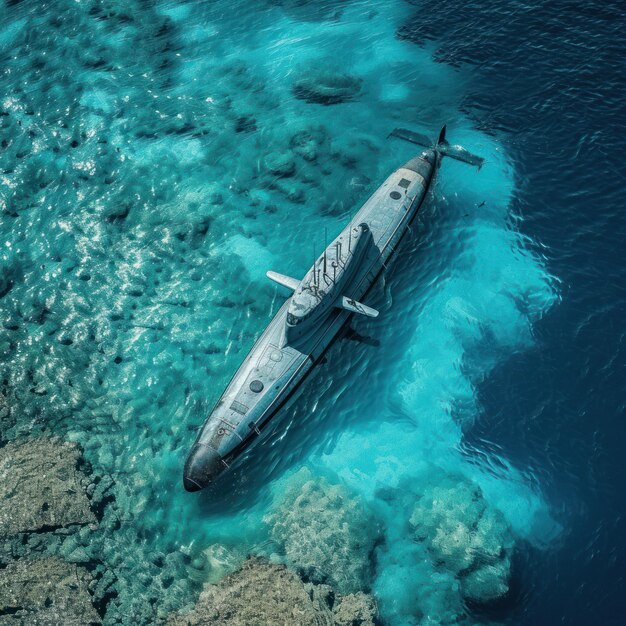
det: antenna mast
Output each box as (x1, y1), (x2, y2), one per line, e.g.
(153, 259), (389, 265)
(312, 242), (317, 289)
(348, 211), (352, 254)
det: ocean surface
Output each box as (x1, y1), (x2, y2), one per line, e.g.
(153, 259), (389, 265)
(0, 0), (624, 624)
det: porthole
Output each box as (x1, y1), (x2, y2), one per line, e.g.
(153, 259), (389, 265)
(390, 191), (402, 200)
(250, 380), (264, 393)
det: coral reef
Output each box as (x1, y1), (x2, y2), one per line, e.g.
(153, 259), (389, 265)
(333, 592), (378, 626)
(0, 556), (101, 625)
(409, 476), (514, 604)
(168, 557), (377, 626)
(0, 438), (96, 535)
(265, 468), (379, 594)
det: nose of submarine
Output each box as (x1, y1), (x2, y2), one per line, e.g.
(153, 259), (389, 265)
(183, 443), (226, 492)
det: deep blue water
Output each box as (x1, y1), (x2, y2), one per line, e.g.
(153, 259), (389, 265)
(398, 1), (626, 623)
(1, 0), (624, 624)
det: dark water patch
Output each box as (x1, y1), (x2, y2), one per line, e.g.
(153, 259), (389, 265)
(400, 1), (626, 623)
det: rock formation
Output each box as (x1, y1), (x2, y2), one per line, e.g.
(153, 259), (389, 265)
(168, 557), (377, 626)
(265, 468), (379, 594)
(0, 439), (115, 623)
(0, 438), (96, 536)
(409, 476), (514, 604)
(293, 70), (362, 105)
(0, 556), (101, 625)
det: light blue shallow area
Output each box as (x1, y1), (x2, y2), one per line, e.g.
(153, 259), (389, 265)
(0, 0), (563, 623)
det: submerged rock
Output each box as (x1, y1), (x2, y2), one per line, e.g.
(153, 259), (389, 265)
(264, 150), (297, 177)
(289, 125), (329, 160)
(460, 559), (511, 603)
(265, 468), (379, 594)
(0, 392), (9, 421)
(293, 70), (362, 105)
(0, 556), (101, 625)
(0, 438), (96, 536)
(333, 592), (377, 626)
(168, 557), (327, 626)
(409, 476), (514, 604)
(168, 557), (377, 626)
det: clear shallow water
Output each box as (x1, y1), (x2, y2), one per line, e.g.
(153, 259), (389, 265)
(1, 0), (624, 624)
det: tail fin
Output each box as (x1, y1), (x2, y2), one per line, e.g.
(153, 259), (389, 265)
(388, 127), (433, 148)
(437, 125), (447, 145)
(390, 125), (484, 170)
(437, 142), (484, 169)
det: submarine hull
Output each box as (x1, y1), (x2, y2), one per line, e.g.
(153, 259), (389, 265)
(184, 150), (439, 491)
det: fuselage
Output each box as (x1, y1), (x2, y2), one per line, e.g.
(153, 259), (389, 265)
(183, 149), (440, 491)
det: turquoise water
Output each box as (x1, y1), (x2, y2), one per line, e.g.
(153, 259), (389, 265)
(1, 0), (566, 623)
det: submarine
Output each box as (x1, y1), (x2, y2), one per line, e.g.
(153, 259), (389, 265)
(183, 126), (483, 492)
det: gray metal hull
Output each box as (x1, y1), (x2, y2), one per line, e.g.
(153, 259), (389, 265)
(183, 151), (438, 491)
